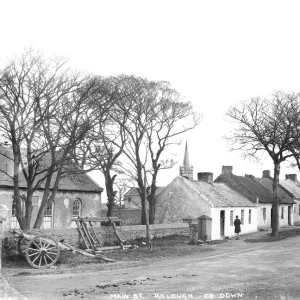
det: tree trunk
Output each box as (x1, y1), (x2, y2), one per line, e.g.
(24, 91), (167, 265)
(105, 173), (116, 217)
(136, 159), (146, 224)
(148, 175), (157, 224)
(138, 182), (146, 225)
(271, 161), (280, 237)
(33, 167), (62, 229)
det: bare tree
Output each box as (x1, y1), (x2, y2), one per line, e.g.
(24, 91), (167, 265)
(74, 77), (128, 217)
(0, 50), (109, 229)
(112, 75), (201, 224)
(145, 82), (201, 223)
(226, 91), (300, 237)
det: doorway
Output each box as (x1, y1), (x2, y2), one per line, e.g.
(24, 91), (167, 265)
(288, 206), (292, 225)
(220, 210), (225, 236)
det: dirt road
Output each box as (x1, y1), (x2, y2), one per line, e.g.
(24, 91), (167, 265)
(4, 233), (300, 300)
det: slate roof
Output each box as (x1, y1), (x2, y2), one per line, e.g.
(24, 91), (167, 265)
(279, 179), (300, 199)
(214, 173), (295, 205)
(259, 177), (295, 204)
(179, 176), (256, 207)
(0, 147), (102, 193)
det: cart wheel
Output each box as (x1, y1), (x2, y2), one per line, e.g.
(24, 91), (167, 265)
(17, 238), (27, 256)
(25, 235), (60, 269)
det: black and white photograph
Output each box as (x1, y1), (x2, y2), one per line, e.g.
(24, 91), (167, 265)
(0, 1), (300, 299)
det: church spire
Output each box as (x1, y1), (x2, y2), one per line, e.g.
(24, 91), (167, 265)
(183, 141), (190, 169)
(179, 141), (193, 180)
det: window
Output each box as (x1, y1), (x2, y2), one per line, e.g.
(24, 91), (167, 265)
(263, 208), (266, 220)
(11, 199), (20, 229)
(230, 211), (233, 226)
(249, 209), (252, 224)
(241, 210), (244, 225)
(73, 198), (82, 217)
(44, 203), (54, 228)
(128, 197), (131, 203)
(281, 207), (284, 219)
(11, 196), (25, 229)
(72, 198), (82, 227)
(298, 204), (300, 215)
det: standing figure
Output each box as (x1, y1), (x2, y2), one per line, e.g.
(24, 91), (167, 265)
(234, 215), (241, 240)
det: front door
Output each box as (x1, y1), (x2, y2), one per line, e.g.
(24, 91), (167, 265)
(288, 206), (292, 225)
(220, 210), (225, 236)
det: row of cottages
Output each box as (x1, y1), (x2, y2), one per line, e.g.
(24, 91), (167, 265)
(153, 143), (300, 239)
(214, 167), (296, 230)
(155, 173), (258, 240)
(155, 143), (258, 240)
(0, 145), (103, 230)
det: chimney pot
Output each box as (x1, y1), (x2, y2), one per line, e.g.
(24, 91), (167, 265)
(263, 170), (271, 178)
(197, 172), (213, 184)
(285, 174), (298, 182)
(222, 166), (233, 175)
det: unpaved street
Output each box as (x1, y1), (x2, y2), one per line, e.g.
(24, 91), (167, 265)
(4, 233), (300, 300)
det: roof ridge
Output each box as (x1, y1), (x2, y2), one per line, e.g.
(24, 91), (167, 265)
(179, 176), (215, 207)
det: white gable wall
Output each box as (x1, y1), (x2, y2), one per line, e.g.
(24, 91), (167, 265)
(211, 207), (258, 240)
(294, 200), (300, 225)
(257, 204), (272, 230)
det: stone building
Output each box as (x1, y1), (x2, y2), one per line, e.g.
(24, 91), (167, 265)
(123, 187), (165, 209)
(215, 166), (295, 230)
(155, 173), (258, 240)
(0, 145), (103, 231)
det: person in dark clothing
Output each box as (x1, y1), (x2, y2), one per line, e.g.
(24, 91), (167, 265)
(234, 215), (241, 240)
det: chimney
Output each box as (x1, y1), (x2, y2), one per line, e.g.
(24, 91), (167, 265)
(222, 166), (233, 175)
(197, 172), (213, 184)
(285, 174), (298, 182)
(262, 170), (271, 178)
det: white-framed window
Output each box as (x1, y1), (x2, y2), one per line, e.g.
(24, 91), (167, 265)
(230, 211), (233, 226)
(11, 196), (25, 229)
(72, 198), (82, 227)
(11, 199), (20, 229)
(241, 210), (244, 225)
(43, 203), (54, 228)
(281, 207), (284, 219)
(249, 209), (252, 224)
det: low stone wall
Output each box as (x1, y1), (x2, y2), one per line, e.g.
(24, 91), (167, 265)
(2, 223), (189, 256)
(101, 208), (142, 225)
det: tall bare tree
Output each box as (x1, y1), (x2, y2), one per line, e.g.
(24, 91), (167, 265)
(74, 77), (128, 217)
(226, 91), (300, 237)
(0, 50), (109, 229)
(112, 75), (201, 224)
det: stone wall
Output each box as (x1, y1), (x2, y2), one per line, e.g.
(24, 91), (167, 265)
(2, 223), (189, 256)
(101, 208), (142, 225)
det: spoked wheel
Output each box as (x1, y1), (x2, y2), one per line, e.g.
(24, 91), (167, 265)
(18, 237), (28, 256)
(25, 235), (60, 269)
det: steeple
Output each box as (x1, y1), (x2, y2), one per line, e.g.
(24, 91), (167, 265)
(183, 142), (190, 169)
(179, 142), (193, 180)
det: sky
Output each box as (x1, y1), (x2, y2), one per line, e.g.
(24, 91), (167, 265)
(1, 0), (300, 197)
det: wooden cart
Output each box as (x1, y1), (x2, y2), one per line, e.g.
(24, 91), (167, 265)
(10, 217), (134, 269)
(10, 228), (115, 269)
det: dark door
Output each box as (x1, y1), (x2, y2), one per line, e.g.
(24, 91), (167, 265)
(220, 210), (225, 236)
(288, 206), (292, 225)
